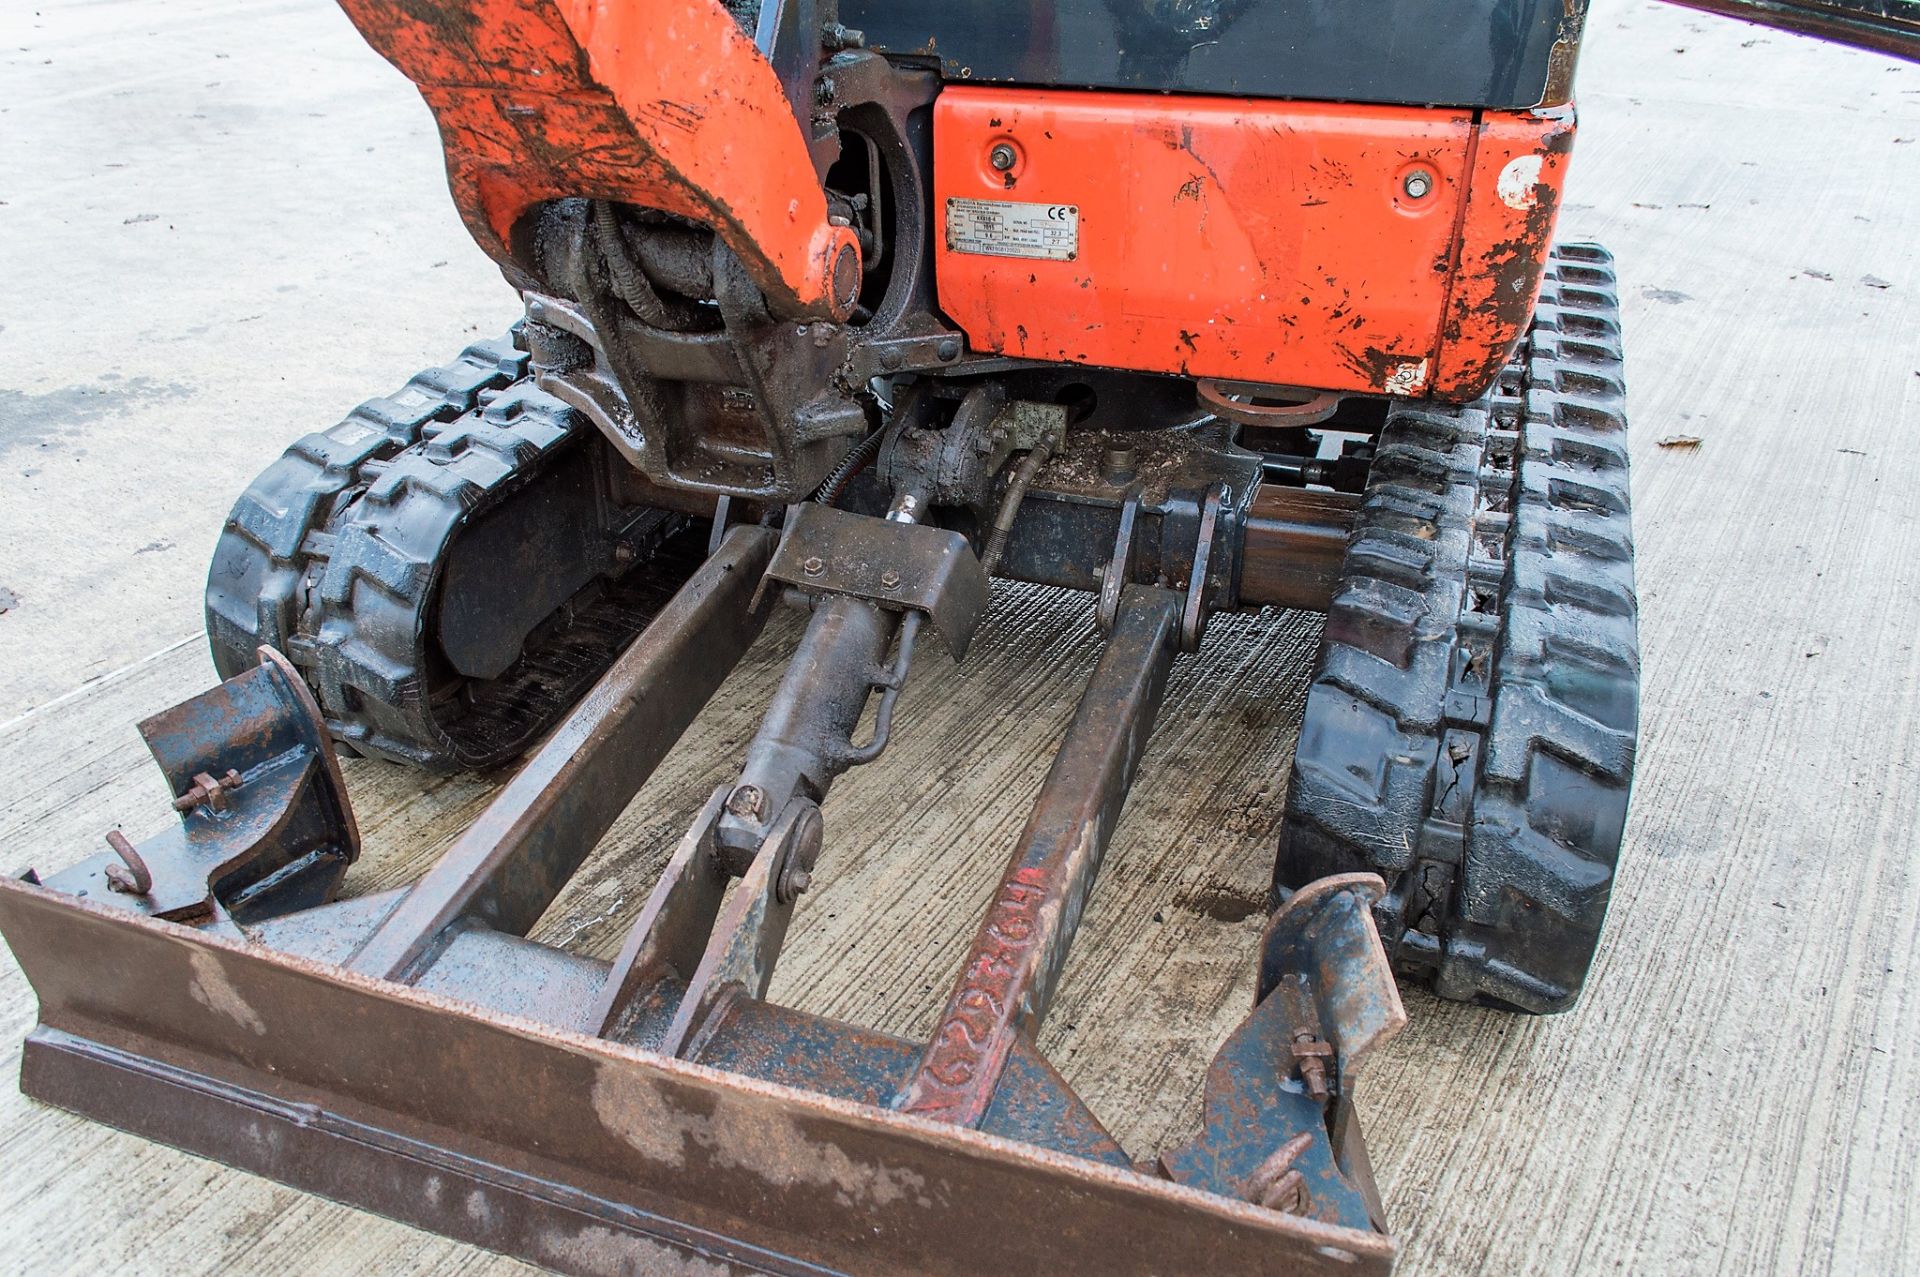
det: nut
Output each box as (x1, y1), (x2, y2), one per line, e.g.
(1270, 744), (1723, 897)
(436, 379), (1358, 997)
(775, 806), (824, 904)
(801, 555), (825, 576)
(172, 768), (243, 814)
(880, 569), (901, 590)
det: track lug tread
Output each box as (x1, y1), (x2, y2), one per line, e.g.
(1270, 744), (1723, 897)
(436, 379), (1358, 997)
(205, 329), (698, 772)
(1277, 243), (1639, 1014)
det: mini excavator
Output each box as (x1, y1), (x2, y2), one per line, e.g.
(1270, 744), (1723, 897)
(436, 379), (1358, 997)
(3, 0), (1914, 1272)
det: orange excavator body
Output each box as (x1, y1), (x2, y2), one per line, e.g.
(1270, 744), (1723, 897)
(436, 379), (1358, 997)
(932, 89), (1574, 398)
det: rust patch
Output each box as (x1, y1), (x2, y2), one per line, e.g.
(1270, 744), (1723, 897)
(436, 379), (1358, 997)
(1431, 110), (1575, 399)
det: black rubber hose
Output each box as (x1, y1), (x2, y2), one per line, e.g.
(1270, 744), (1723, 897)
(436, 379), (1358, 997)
(812, 426), (886, 505)
(592, 200), (702, 331)
(979, 440), (1055, 575)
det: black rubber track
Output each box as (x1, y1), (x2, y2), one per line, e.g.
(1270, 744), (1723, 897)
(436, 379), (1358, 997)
(206, 331), (700, 773)
(1273, 244), (1638, 1014)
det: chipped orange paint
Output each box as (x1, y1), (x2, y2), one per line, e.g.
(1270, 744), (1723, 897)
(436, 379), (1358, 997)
(933, 89), (1574, 402)
(334, 0), (859, 319)
(1431, 107), (1578, 397)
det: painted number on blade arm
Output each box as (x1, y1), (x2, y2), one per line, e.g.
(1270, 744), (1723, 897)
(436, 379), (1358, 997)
(946, 199), (1079, 261)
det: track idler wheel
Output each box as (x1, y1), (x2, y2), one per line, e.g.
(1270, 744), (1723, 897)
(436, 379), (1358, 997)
(205, 331), (703, 772)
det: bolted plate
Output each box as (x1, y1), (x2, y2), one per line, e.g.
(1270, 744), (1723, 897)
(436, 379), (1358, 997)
(766, 503), (990, 658)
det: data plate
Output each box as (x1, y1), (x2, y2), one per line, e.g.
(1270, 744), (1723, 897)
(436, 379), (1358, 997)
(946, 198), (1079, 262)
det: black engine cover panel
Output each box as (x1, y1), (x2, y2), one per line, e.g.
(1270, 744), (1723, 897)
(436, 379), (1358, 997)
(839, 0), (1582, 110)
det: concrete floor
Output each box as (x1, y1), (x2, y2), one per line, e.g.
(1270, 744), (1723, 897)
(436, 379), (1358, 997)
(2, 0), (1918, 1273)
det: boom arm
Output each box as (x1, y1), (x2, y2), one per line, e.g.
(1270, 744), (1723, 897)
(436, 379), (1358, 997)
(1656, 0), (1920, 62)
(334, 0), (862, 319)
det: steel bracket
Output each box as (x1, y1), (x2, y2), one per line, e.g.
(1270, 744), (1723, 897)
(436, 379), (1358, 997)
(36, 647), (358, 926)
(1162, 874), (1405, 1227)
(765, 502), (989, 657)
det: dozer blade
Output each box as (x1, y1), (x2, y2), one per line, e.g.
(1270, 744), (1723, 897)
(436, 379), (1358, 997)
(2, 531), (1405, 1276)
(0, 880), (1395, 1275)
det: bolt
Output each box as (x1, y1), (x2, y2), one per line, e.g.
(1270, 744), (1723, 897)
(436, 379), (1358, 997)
(103, 830), (152, 897)
(1292, 1029), (1334, 1104)
(801, 555), (825, 576)
(821, 21), (866, 50)
(777, 862), (813, 904)
(726, 784), (766, 820)
(173, 768), (243, 814)
(1103, 445), (1138, 482)
(776, 807), (824, 904)
(1403, 169), (1434, 200)
(988, 143), (1017, 172)
(936, 338), (960, 361)
(1247, 1133), (1315, 1215)
(613, 542), (637, 565)
(880, 569), (901, 590)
